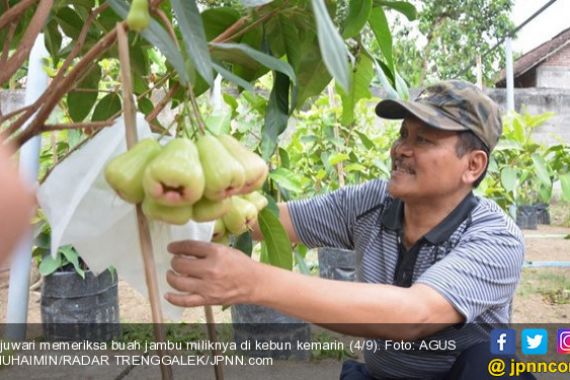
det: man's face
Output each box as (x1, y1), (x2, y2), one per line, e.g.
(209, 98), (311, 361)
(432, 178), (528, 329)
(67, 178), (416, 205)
(388, 117), (470, 201)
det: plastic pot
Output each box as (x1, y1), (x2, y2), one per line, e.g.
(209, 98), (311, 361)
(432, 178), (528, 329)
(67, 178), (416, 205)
(317, 247), (357, 282)
(41, 268), (120, 341)
(515, 205), (538, 230)
(231, 304), (311, 360)
(534, 203), (551, 225)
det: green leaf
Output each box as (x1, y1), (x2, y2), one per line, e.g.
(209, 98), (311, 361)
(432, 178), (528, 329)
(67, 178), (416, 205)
(531, 154), (551, 186)
(328, 153), (350, 166)
(294, 249), (310, 275)
(241, 0), (274, 7)
(107, 0), (189, 84)
(560, 173), (570, 202)
(267, 15), (302, 71)
(204, 109), (232, 135)
(138, 97), (154, 116)
(201, 8), (240, 41)
(342, 0), (372, 39)
(45, 20), (62, 60)
(68, 64), (101, 122)
(344, 163), (367, 173)
(68, 130), (82, 148)
(172, 0), (213, 84)
(394, 70), (409, 100)
(495, 139), (523, 151)
(261, 72), (290, 160)
(369, 53), (398, 99)
(311, 0), (350, 91)
(375, 0), (417, 21)
(337, 54), (374, 125)
(210, 42), (296, 83)
(92, 93), (121, 122)
(34, 231), (51, 250)
(500, 167), (518, 195)
(60, 245), (85, 279)
(39, 253), (62, 277)
(356, 130), (375, 149)
(212, 62), (255, 93)
(368, 7), (394, 77)
(278, 147), (290, 168)
(259, 241), (269, 265)
(233, 232), (253, 257)
(258, 208), (293, 271)
(293, 43), (331, 109)
(269, 167), (303, 193)
(56, 6), (83, 40)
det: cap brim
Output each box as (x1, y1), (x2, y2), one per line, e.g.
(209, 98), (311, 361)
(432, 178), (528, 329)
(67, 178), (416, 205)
(375, 99), (469, 132)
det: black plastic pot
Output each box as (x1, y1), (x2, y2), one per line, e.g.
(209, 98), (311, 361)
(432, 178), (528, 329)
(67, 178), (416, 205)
(534, 203), (551, 225)
(516, 205), (538, 230)
(41, 268), (120, 341)
(231, 304), (311, 360)
(318, 247), (356, 282)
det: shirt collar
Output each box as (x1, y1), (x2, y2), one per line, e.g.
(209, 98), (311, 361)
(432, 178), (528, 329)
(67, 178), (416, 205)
(381, 192), (479, 244)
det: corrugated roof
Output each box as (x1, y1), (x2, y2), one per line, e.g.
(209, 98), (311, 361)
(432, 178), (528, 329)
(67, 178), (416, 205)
(496, 26), (570, 85)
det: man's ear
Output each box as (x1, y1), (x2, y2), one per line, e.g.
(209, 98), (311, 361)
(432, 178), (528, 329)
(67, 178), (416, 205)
(463, 151), (487, 185)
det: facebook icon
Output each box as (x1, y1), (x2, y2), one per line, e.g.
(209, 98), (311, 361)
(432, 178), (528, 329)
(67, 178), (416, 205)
(490, 329), (516, 355)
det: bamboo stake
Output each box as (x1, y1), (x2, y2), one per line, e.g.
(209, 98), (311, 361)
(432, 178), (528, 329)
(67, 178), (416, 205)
(204, 306), (224, 380)
(116, 24), (173, 380)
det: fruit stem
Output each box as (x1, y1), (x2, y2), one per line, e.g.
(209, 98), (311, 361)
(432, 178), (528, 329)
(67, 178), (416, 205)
(187, 86), (207, 135)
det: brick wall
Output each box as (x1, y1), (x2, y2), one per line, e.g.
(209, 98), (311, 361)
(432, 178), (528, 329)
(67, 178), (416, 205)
(543, 42), (570, 67)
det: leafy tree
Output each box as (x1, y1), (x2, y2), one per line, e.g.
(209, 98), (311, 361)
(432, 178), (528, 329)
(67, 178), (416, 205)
(386, 0), (514, 87)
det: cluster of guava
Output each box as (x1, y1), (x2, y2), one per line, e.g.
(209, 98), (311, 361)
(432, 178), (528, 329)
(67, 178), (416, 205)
(104, 135), (269, 243)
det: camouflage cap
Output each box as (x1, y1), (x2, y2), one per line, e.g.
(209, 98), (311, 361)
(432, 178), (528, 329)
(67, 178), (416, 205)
(375, 80), (502, 151)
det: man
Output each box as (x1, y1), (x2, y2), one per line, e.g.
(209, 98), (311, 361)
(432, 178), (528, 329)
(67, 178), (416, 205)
(0, 139), (34, 263)
(165, 80), (532, 379)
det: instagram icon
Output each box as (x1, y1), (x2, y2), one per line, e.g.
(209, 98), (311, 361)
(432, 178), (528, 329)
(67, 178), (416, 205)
(558, 329), (570, 354)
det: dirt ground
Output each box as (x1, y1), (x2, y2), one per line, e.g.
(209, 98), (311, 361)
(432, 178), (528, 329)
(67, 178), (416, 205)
(1, 225), (569, 324)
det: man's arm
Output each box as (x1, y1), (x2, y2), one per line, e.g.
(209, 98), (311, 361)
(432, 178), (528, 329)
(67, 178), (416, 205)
(251, 202), (300, 244)
(165, 241), (463, 341)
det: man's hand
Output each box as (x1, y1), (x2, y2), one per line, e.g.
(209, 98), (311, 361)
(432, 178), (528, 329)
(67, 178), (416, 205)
(165, 240), (259, 307)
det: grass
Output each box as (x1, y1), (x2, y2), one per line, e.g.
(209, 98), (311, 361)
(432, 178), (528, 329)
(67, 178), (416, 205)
(516, 268), (570, 305)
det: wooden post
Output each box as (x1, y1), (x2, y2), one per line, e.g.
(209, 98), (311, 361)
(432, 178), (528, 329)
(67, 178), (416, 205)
(476, 55), (483, 90)
(116, 24), (173, 380)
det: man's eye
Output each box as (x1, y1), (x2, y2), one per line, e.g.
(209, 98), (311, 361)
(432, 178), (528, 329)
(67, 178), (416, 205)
(417, 136), (430, 144)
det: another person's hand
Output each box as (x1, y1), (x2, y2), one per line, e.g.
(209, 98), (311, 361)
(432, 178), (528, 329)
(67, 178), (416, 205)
(165, 240), (260, 307)
(0, 141), (35, 263)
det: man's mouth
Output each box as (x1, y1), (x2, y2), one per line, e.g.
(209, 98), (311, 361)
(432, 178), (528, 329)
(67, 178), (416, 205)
(391, 160), (416, 175)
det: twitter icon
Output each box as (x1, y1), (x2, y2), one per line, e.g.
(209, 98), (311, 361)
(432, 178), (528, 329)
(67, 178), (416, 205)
(522, 328), (548, 355)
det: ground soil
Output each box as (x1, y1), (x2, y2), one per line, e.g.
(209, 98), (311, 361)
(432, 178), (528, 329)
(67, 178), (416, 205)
(1, 225), (569, 324)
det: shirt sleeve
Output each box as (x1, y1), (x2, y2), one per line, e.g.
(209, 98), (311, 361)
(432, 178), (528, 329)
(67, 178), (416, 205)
(287, 179), (389, 250)
(415, 229), (524, 323)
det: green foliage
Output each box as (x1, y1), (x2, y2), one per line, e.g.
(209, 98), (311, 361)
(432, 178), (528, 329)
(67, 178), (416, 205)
(388, 0), (514, 86)
(478, 111), (570, 210)
(33, 227), (86, 279)
(276, 91), (399, 198)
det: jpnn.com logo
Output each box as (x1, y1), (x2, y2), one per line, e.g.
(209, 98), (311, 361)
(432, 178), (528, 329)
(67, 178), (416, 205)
(521, 329), (548, 355)
(490, 329), (516, 355)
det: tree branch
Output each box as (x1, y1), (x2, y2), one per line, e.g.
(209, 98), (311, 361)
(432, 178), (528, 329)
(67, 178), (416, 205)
(14, 25), (121, 147)
(0, 13), (19, 67)
(2, 3), (108, 141)
(40, 121), (115, 132)
(145, 83), (179, 123)
(0, 0), (39, 30)
(0, 0), (53, 86)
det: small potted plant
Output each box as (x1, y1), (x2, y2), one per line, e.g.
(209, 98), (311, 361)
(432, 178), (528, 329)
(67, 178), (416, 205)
(33, 224), (120, 341)
(219, 201), (312, 360)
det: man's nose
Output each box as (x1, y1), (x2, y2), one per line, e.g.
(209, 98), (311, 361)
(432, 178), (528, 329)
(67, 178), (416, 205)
(392, 138), (413, 156)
